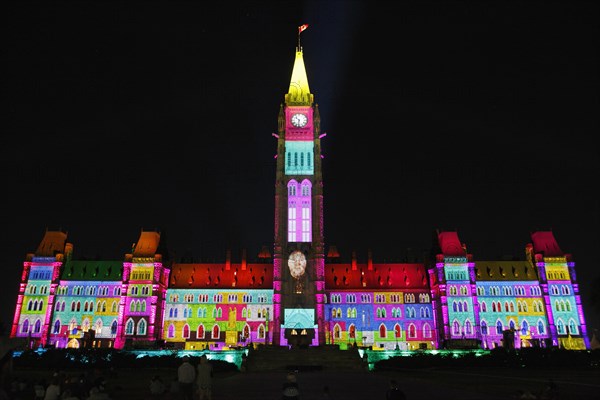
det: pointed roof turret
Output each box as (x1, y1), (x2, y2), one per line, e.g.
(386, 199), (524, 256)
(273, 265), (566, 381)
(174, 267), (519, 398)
(285, 47), (313, 106)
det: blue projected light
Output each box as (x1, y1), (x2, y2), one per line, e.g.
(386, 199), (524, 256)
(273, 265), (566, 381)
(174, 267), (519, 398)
(285, 141), (314, 175)
(283, 309), (316, 329)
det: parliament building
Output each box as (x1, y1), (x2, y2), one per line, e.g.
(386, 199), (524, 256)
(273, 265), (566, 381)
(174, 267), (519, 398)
(11, 40), (590, 352)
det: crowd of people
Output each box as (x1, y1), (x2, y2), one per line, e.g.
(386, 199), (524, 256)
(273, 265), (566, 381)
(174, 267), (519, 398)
(2, 369), (113, 400)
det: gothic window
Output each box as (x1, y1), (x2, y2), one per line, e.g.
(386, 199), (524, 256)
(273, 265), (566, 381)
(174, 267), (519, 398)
(212, 325), (220, 339)
(21, 320), (29, 334)
(408, 324), (417, 339)
(258, 324), (265, 339)
(481, 321), (488, 335)
(168, 324), (175, 338)
(453, 320), (460, 335)
(349, 324), (356, 339)
(334, 324), (342, 339)
(509, 320), (515, 330)
(53, 320), (61, 334)
(568, 319), (578, 335)
(556, 319), (565, 334)
(34, 319), (41, 333)
(125, 319), (134, 335)
(183, 324), (190, 338)
(423, 323), (432, 338)
(379, 324), (387, 338)
(197, 324), (205, 339)
(521, 320), (529, 336)
(465, 320), (472, 335)
(496, 320), (503, 335)
(481, 301), (487, 312)
(111, 320), (118, 335)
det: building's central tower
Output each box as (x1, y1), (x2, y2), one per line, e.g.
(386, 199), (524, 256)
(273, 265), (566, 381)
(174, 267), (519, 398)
(272, 44), (326, 347)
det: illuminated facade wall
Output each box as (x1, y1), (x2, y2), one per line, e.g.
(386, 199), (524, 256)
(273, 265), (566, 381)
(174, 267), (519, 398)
(10, 45), (590, 352)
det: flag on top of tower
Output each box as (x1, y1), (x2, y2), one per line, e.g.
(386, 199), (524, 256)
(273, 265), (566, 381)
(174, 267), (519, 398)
(298, 24), (309, 34)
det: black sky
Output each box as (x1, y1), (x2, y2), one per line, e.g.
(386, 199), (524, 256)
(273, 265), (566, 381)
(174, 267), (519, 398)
(3, 1), (599, 335)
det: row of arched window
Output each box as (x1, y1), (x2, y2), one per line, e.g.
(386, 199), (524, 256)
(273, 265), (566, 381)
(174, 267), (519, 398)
(29, 270), (52, 280)
(331, 323), (433, 340)
(330, 306), (431, 320)
(55, 285), (121, 297)
(550, 285), (571, 295)
(165, 323), (268, 340)
(328, 293), (429, 304)
(27, 285), (48, 295)
(477, 285), (543, 296)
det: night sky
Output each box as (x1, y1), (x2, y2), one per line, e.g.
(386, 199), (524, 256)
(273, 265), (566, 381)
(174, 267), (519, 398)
(4, 2), (599, 336)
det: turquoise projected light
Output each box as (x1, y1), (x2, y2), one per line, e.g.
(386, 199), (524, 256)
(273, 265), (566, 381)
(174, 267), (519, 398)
(285, 141), (314, 175)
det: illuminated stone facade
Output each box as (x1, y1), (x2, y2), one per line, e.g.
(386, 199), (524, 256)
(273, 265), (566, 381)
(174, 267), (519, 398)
(10, 44), (590, 351)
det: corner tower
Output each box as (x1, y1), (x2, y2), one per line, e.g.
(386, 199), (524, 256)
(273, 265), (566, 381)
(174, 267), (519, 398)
(272, 40), (326, 347)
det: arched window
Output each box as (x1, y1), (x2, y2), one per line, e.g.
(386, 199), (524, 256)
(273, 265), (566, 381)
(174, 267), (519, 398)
(334, 324), (342, 339)
(394, 324), (401, 338)
(349, 324), (356, 339)
(21, 320), (29, 334)
(453, 320), (460, 335)
(125, 319), (134, 335)
(537, 320), (545, 334)
(168, 324), (175, 338)
(423, 323), (432, 338)
(111, 320), (118, 335)
(481, 321), (488, 335)
(212, 325), (220, 339)
(568, 319), (578, 335)
(197, 324), (205, 339)
(258, 324), (265, 339)
(496, 320), (503, 335)
(137, 319), (147, 336)
(183, 324), (190, 338)
(379, 324), (387, 339)
(521, 320), (529, 336)
(408, 324), (417, 339)
(53, 320), (61, 334)
(556, 319), (565, 334)
(465, 320), (472, 335)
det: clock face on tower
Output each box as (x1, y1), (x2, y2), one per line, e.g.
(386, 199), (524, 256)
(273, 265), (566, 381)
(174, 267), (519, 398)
(291, 113), (308, 128)
(288, 250), (307, 278)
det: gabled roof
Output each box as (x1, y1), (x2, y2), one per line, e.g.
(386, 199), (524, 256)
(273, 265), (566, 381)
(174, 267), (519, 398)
(169, 263), (273, 290)
(437, 231), (466, 257)
(61, 260), (123, 281)
(324, 263), (429, 290)
(35, 230), (67, 257)
(531, 231), (563, 257)
(474, 261), (538, 281)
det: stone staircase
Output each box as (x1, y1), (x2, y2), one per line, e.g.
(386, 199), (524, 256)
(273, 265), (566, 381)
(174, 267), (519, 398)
(245, 345), (367, 372)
